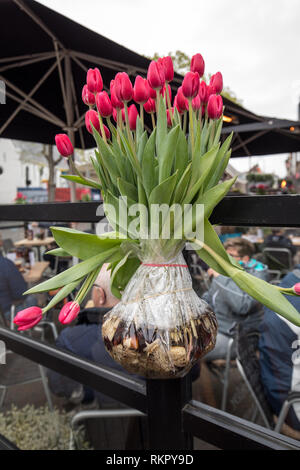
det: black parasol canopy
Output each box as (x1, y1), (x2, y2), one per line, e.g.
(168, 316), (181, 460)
(1, 0), (300, 157)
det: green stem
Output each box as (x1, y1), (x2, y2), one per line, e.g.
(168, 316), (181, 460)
(188, 99), (195, 158)
(165, 81), (173, 125)
(75, 267), (101, 305)
(140, 104), (144, 129)
(183, 111), (187, 135)
(98, 113), (107, 145)
(151, 113), (156, 129)
(124, 102), (135, 153)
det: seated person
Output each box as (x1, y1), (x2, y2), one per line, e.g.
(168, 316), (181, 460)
(203, 237), (268, 361)
(0, 251), (36, 320)
(263, 229), (297, 258)
(259, 264), (300, 431)
(219, 226), (243, 244)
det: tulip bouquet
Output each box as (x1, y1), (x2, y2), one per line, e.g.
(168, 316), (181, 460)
(15, 53), (300, 379)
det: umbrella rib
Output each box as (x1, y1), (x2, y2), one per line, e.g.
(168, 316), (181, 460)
(0, 51), (55, 65)
(12, 0), (64, 49)
(6, 90), (64, 128)
(69, 63), (85, 149)
(0, 59), (65, 136)
(0, 52), (57, 73)
(0, 73), (66, 127)
(232, 130), (269, 153)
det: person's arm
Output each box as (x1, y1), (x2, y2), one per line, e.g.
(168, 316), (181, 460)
(5, 259), (28, 302)
(213, 276), (258, 315)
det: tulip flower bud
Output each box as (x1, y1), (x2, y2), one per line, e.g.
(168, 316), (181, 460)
(128, 104), (139, 131)
(55, 134), (74, 157)
(207, 84), (217, 99)
(85, 109), (100, 134)
(148, 86), (157, 99)
(14, 306), (43, 331)
(87, 68), (103, 94)
(82, 84), (95, 106)
(102, 124), (111, 140)
(166, 108), (174, 127)
(199, 81), (208, 103)
(182, 72), (200, 99)
(133, 76), (150, 104)
(159, 56), (174, 83)
(113, 107), (125, 123)
(96, 91), (113, 117)
(175, 86), (188, 113)
(114, 72), (133, 102)
(207, 94), (223, 120)
(147, 60), (165, 90)
(210, 72), (223, 94)
(110, 80), (124, 109)
(190, 54), (205, 78)
(293, 283), (300, 295)
(160, 83), (172, 103)
(143, 98), (156, 114)
(192, 94), (201, 111)
(59, 301), (80, 325)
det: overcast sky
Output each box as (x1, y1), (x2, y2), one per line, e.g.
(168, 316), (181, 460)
(38, 0), (300, 176)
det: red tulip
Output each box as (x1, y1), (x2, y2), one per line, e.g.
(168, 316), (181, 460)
(85, 109), (100, 134)
(159, 56), (174, 82)
(210, 72), (223, 94)
(87, 68), (103, 94)
(102, 124), (111, 140)
(182, 72), (199, 99)
(112, 107), (125, 123)
(293, 283), (300, 295)
(199, 81), (208, 103)
(110, 80), (124, 109)
(166, 108), (174, 127)
(59, 301), (80, 325)
(55, 134), (74, 157)
(114, 72), (133, 102)
(144, 98), (156, 114)
(14, 306), (43, 331)
(147, 60), (165, 90)
(82, 84), (95, 106)
(192, 94), (201, 111)
(133, 76), (150, 104)
(207, 84), (217, 99)
(175, 86), (188, 113)
(207, 94), (223, 120)
(190, 54), (205, 78)
(128, 104), (139, 131)
(148, 86), (157, 99)
(160, 83), (172, 104)
(96, 91), (113, 117)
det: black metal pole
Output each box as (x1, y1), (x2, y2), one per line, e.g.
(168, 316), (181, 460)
(146, 375), (193, 450)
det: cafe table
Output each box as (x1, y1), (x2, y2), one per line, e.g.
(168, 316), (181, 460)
(14, 237), (55, 261)
(22, 261), (50, 285)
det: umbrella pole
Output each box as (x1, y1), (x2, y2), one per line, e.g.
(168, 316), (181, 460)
(64, 54), (77, 203)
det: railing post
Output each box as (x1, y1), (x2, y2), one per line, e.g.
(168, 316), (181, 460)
(146, 375), (193, 450)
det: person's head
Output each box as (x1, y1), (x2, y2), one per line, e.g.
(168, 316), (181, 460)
(224, 237), (255, 264)
(271, 228), (284, 236)
(91, 263), (119, 309)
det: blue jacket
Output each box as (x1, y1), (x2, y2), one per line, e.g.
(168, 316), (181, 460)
(0, 254), (27, 312)
(259, 265), (300, 430)
(202, 259), (268, 335)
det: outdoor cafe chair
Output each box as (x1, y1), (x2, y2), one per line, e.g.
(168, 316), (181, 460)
(234, 323), (300, 438)
(262, 247), (294, 279)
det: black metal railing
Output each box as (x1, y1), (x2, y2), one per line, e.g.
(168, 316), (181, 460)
(0, 196), (300, 450)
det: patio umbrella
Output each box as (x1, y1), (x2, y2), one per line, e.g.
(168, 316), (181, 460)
(1, 0), (300, 158)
